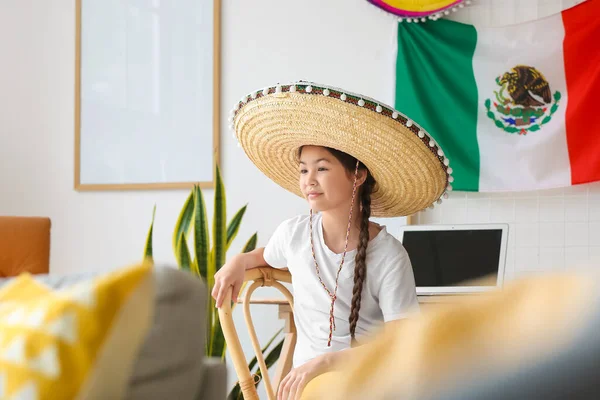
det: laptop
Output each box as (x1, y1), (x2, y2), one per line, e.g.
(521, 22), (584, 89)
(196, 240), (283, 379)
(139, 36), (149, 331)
(396, 223), (509, 296)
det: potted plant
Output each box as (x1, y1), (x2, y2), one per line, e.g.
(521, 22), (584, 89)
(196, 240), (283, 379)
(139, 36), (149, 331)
(143, 165), (283, 399)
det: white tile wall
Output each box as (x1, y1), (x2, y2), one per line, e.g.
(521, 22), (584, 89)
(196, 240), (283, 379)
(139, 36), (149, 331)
(414, 181), (600, 281)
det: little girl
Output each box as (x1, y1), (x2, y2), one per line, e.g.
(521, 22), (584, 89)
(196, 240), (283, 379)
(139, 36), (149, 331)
(212, 81), (452, 400)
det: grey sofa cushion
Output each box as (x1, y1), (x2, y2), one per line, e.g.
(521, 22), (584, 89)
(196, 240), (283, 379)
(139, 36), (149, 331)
(197, 358), (228, 400)
(124, 265), (208, 400)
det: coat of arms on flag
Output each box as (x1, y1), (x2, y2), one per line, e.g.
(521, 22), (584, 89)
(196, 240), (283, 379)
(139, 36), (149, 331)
(485, 65), (562, 136)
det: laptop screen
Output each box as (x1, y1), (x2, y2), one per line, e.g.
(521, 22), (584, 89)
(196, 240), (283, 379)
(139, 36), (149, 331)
(401, 228), (504, 287)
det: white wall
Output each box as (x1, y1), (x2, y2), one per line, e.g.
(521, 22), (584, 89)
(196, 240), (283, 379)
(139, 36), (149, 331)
(447, 0), (585, 26)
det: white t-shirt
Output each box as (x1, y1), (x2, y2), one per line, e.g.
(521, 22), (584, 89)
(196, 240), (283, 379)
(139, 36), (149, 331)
(263, 213), (419, 367)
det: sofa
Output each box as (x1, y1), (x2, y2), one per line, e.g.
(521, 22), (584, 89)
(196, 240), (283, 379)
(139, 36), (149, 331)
(0, 216), (51, 277)
(0, 264), (227, 400)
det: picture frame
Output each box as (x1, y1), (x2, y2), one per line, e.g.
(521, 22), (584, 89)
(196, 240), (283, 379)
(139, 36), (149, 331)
(74, 0), (221, 191)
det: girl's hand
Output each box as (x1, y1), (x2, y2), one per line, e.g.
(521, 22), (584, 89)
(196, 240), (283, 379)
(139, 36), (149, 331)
(212, 248), (268, 308)
(277, 355), (328, 400)
(211, 254), (246, 308)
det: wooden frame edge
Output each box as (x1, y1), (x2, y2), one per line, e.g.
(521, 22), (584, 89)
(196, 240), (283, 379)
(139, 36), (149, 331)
(74, 0), (82, 191)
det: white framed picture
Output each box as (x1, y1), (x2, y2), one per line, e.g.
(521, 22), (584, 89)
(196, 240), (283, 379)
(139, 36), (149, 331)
(74, 0), (221, 190)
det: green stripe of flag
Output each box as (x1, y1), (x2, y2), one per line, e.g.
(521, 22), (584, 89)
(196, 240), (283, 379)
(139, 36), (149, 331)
(394, 19), (480, 191)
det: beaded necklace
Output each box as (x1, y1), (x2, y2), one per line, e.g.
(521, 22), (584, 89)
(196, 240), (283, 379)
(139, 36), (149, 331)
(308, 160), (360, 347)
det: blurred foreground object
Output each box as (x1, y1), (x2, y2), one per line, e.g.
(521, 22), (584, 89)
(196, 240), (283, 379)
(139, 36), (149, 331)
(303, 269), (600, 399)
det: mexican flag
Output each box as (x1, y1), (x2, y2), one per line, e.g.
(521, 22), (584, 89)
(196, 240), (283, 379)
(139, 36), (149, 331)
(394, 0), (600, 192)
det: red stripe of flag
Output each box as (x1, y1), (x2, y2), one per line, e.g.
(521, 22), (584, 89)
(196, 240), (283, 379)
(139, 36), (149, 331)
(563, 0), (600, 185)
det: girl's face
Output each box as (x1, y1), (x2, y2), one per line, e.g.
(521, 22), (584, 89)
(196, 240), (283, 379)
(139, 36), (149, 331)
(298, 146), (363, 212)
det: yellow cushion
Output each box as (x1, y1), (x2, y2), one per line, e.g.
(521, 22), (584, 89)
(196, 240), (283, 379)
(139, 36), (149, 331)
(300, 372), (342, 399)
(0, 262), (155, 399)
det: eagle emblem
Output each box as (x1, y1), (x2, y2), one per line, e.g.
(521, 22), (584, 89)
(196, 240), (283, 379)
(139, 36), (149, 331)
(485, 65), (561, 135)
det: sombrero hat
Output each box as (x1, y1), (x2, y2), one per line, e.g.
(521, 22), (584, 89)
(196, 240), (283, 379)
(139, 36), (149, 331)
(230, 81), (453, 218)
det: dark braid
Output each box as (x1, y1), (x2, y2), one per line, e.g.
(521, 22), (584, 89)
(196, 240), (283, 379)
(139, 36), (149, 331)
(349, 175), (374, 345)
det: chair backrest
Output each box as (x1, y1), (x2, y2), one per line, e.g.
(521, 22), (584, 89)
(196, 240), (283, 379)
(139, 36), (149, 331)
(0, 216), (51, 277)
(218, 267), (294, 400)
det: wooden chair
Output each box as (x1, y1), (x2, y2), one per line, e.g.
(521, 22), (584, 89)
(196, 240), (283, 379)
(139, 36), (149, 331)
(218, 267), (295, 400)
(217, 266), (482, 399)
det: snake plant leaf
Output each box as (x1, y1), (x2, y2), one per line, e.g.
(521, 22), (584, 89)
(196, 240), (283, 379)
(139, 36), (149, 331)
(228, 332), (284, 400)
(228, 233), (258, 306)
(173, 190), (194, 263)
(228, 387), (239, 400)
(212, 164), (227, 275)
(143, 204), (156, 262)
(193, 185), (210, 282)
(209, 166), (227, 357)
(248, 327), (284, 372)
(210, 306), (227, 358)
(207, 166), (225, 327)
(191, 260), (200, 276)
(242, 232), (258, 253)
(228, 386), (239, 400)
(177, 231), (192, 272)
(250, 338), (285, 394)
(226, 205), (247, 251)
(207, 249), (215, 355)
(228, 233), (258, 307)
(263, 338), (285, 370)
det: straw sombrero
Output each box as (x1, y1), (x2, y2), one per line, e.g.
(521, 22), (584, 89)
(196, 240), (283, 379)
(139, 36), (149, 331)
(230, 81), (454, 217)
